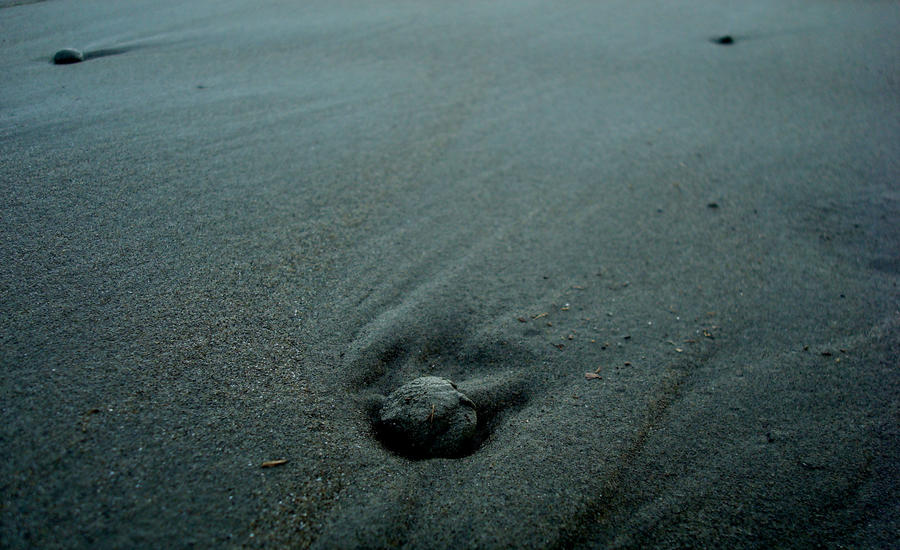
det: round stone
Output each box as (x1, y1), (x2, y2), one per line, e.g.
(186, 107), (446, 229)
(376, 376), (477, 458)
(53, 48), (84, 65)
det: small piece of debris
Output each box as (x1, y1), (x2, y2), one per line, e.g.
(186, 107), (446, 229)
(517, 317), (528, 323)
(584, 372), (602, 380)
(798, 459), (826, 471)
(261, 459), (288, 468)
(532, 312), (548, 320)
(623, 361), (632, 366)
(80, 408), (101, 432)
(707, 202), (719, 208)
(712, 35), (734, 45)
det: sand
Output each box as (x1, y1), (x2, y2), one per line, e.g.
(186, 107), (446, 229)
(1, 0), (898, 547)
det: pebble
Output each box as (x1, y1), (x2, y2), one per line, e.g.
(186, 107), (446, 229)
(376, 376), (477, 458)
(53, 48), (84, 64)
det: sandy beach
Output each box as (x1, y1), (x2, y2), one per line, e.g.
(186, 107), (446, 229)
(2, 0), (898, 547)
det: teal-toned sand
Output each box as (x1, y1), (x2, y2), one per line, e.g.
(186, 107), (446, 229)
(2, 1), (898, 547)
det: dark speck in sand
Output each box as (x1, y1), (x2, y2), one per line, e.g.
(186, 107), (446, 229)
(52, 48), (84, 64)
(712, 35), (735, 45)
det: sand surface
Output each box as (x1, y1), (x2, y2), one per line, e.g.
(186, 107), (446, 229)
(2, 0), (898, 547)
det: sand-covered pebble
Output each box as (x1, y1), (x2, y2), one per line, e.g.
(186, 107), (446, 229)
(377, 376), (477, 458)
(53, 48), (84, 64)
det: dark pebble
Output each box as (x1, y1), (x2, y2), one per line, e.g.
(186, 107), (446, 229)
(53, 48), (84, 64)
(712, 35), (734, 45)
(376, 377), (477, 458)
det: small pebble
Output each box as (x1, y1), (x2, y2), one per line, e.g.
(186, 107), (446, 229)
(712, 35), (734, 45)
(376, 376), (477, 458)
(53, 48), (84, 64)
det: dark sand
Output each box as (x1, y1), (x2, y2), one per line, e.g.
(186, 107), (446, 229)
(2, 0), (898, 548)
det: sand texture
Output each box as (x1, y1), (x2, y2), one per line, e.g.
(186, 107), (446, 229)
(2, 0), (898, 548)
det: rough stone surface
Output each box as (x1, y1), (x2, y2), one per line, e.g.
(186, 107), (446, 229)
(53, 48), (84, 64)
(376, 377), (477, 458)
